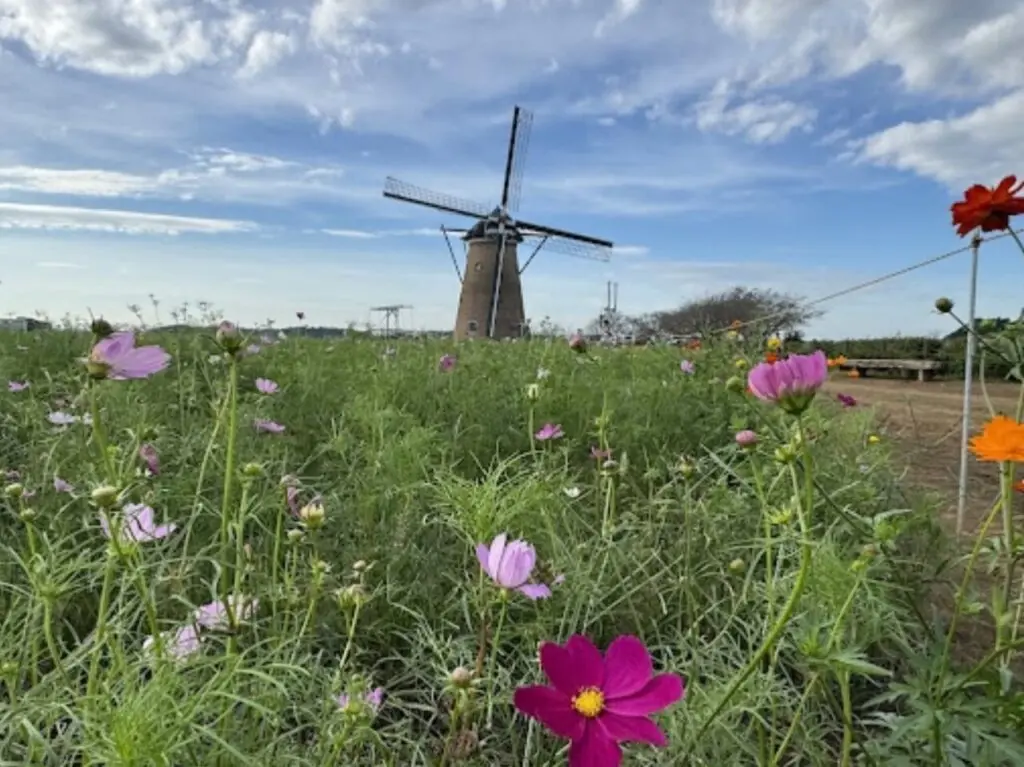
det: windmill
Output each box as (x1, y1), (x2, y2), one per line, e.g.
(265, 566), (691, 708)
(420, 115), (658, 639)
(382, 105), (614, 340)
(370, 304), (413, 339)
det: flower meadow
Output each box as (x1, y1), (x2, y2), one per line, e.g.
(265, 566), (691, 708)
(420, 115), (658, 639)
(1, 176), (1023, 766)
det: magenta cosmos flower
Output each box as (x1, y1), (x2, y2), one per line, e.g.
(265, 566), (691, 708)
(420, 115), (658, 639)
(336, 687), (384, 715)
(89, 331), (170, 380)
(476, 533), (552, 599)
(747, 350), (827, 415)
(438, 354), (456, 371)
(836, 392), (857, 408)
(100, 503), (176, 543)
(514, 634), (685, 767)
(255, 377), (279, 395)
(139, 443), (159, 475)
(535, 423), (564, 441)
(255, 418), (285, 434)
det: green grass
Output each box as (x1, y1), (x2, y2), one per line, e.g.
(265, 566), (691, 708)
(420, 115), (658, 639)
(0, 327), (1013, 766)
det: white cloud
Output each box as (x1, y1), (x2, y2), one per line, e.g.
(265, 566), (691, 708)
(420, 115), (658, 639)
(694, 79), (817, 143)
(0, 202), (256, 234)
(238, 30), (296, 79)
(323, 228), (377, 238)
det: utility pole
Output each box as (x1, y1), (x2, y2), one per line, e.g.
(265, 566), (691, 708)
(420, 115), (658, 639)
(370, 304), (413, 339)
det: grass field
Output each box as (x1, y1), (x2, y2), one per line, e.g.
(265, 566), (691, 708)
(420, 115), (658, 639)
(0, 328), (1021, 766)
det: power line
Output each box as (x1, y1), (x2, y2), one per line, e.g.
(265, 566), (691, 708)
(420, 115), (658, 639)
(707, 227), (1023, 336)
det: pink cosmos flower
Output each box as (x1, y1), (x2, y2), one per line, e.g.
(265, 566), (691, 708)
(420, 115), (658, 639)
(8, 381), (28, 392)
(514, 634), (685, 767)
(735, 429), (758, 448)
(476, 533), (552, 600)
(54, 477), (74, 493)
(139, 443), (159, 475)
(336, 687), (385, 715)
(438, 354), (456, 371)
(568, 332), (587, 353)
(99, 503), (176, 543)
(48, 411), (88, 426)
(143, 624), (201, 662)
(89, 331), (170, 380)
(194, 595), (259, 630)
(255, 419), (285, 434)
(591, 446), (612, 461)
(535, 423), (564, 441)
(679, 360), (695, 375)
(836, 393), (857, 408)
(747, 350), (827, 415)
(255, 378), (279, 395)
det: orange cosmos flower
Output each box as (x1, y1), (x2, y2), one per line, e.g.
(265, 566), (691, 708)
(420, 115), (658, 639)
(847, 369), (860, 378)
(951, 175), (1024, 237)
(969, 415), (1024, 462)
(827, 355), (847, 368)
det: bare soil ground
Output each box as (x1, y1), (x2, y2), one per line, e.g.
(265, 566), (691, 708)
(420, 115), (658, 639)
(823, 376), (1021, 665)
(825, 376), (1017, 531)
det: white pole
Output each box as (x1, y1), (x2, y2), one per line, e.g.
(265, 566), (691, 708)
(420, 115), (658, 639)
(956, 238), (981, 536)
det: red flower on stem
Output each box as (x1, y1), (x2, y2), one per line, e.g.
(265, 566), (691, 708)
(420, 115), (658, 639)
(951, 175), (1024, 237)
(514, 634), (684, 767)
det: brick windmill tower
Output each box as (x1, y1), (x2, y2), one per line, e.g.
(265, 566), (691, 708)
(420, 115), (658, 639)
(382, 106), (614, 340)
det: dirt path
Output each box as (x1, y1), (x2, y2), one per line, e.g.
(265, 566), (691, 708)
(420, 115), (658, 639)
(824, 377), (1019, 533)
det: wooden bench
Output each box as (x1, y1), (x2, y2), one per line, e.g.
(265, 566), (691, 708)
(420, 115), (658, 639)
(838, 358), (944, 382)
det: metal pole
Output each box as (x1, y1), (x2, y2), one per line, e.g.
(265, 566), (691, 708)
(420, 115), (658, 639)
(956, 237), (981, 536)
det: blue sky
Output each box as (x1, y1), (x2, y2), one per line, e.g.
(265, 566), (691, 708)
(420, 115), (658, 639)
(1, 0), (1023, 337)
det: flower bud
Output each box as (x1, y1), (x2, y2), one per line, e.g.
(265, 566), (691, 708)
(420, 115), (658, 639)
(90, 485), (120, 508)
(4, 483), (24, 499)
(774, 444), (798, 465)
(525, 383), (540, 401)
(728, 558), (746, 574)
(298, 501), (325, 530)
(450, 666), (474, 689)
(677, 459), (695, 479)
(90, 318), (115, 339)
(19, 508), (36, 522)
(215, 321), (244, 354)
(336, 583), (368, 610)
(568, 333), (587, 354)
(352, 560), (368, 573)
(735, 430), (758, 448)
(725, 375), (745, 393)
(934, 297), (954, 314)
(242, 462), (262, 478)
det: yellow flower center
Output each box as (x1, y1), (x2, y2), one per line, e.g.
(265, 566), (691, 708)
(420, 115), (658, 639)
(571, 687), (605, 718)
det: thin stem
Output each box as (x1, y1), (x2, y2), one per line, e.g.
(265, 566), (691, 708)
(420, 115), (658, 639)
(85, 553), (118, 700)
(89, 383), (117, 483)
(338, 602), (362, 672)
(484, 597), (509, 729)
(217, 359), (240, 602)
(685, 417), (815, 751)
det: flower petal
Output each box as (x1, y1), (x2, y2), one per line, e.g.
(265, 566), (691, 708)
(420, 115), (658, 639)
(513, 685), (585, 741)
(604, 673), (685, 717)
(487, 533), (507, 579)
(596, 712), (668, 747)
(602, 635), (653, 700)
(498, 540), (534, 588)
(566, 634), (605, 689)
(569, 721), (622, 767)
(517, 583), (552, 600)
(475, 543), (491, 574)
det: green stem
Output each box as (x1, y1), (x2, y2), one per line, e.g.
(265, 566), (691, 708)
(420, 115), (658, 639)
(484, 597), (509, 729)
(42, 600), (69, 685)
(686, 417), (815, 751)
(89, 384), (116, 483)
(85, 553), (118, 700)
(838, 670), (853, 767)
(338, 602), (362, 672)
(217, 359), (240, 602)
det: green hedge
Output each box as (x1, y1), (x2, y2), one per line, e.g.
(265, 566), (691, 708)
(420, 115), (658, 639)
(797, 336), (1014, 379)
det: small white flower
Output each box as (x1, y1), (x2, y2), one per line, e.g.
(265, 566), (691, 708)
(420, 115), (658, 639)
(536, 367), (550, 380)
(563, 486), (581, 499)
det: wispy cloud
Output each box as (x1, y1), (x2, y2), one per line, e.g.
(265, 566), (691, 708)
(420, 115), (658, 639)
(0, 202), (256, 235)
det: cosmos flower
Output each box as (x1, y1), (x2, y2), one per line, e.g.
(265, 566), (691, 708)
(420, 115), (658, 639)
(679, 360), (695, 374)
(951, 175), (1024, 237)
(439, 354), (457, 371)
(255, 419), (285, 434)
(514, 634), (685, 767)
(89, 331), (170, 380)
(475, 533), (552, 600)
(194, 595), (259, 630)
(970, 415), (1024, 462)
(836, 393), (857, 408)
(143, 624), (201, 662)
(535, 423), (564, 441)
(139, 443), (159, 475)
(747, 350), (828, 416)
(255, 378), (279, 395)
(336, 687), (384, 716)
(735, 430), (758, 448)
(99, 503), (176, 543)
(7, 381), (28, 392)
(53, 477), (74, 493)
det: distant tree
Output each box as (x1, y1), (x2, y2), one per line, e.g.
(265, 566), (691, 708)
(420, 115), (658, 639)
(651, 287), (821, 338)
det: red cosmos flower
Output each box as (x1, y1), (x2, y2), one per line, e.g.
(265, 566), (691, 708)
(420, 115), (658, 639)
(513, 634), (684, 767)
(951, 175), (1024, 237)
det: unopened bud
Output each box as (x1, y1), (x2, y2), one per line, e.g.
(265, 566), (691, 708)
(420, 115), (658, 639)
(336, 583), (368, 610)
(352, 560), (368, 573)
(677, 459), (695, 479)
(242, 462), (262, 478)
(774, 444), (798, 465)
(215, 321), (244, 354)
(90, 318), (115, 339)
(450, 666), (474, 688)
(286, 528), (304, 544)
(725, 375), (745, 393)
(4, 483), (24, 499)
(19, 508), (36, 522)
(298, 501), (325, 530)
(525, 383), (540, 401)
(90, 485), (120, 508)
(728, 558), (746, 574)
(934, 297), (954, 314)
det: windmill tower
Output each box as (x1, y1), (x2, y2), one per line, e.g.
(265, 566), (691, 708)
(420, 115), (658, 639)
(382, 106), (614, 340)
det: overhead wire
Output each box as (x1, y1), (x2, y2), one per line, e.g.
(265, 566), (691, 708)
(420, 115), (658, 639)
(704, 227), (1024, 337)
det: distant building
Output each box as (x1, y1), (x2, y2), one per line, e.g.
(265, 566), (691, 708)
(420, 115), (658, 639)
(0, 317), (52, 332)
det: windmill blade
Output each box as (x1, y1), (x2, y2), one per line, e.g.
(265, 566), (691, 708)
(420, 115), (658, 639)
(500, 106), (533, 214)
(522, 232), (612, 262)
(383, 177), (491, 219)
(516, 218), (613, 249)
